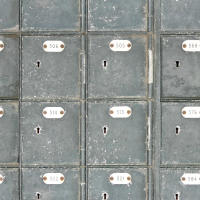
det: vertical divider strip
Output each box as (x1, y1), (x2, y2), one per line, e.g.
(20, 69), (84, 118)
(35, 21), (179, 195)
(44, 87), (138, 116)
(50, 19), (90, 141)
(148, 0), (153, 32)
(81, 0), (86, 199)
(148, 101), (153, 166)
(148, 167), (153, 200)
(148, 34), (153, 99)
(19, 0), (22, 199)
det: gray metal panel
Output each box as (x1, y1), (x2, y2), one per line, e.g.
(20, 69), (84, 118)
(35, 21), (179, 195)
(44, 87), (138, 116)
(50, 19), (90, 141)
(0, 35), (19, 99)
(88, 36), (147, 98)
(22, 36), (80, 100)
(0, 168), (19, 200)
(21, 102), (80, 165)
(88, 168), (147, 200)
(0, 101), (19, 164)
(22, 0), (80, 31)
(0, 0), (19, 31)
(22, 168), (80, 200)
(161, 36), (200, 98)
(87, 102), (147, 165)
(161, 0), (200, 31)
(88, 0), (147, 31)
(161, 102), (200, 165)
(160, 168), (200, 200)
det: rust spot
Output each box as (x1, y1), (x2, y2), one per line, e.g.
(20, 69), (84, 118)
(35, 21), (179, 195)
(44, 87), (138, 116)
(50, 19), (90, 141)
(43, 110), (47, 115)
(60, 44), (64, 49)
(110, 43), (114, 48)
(43, 44), (47, 49)
(182, 44), (187, 48)
(110, 176), (114, 181)
(60, 176), (65, 181)
(182, 110), (186, 115)
(110, 110), (114, 115)
(43, 176), (47, 181)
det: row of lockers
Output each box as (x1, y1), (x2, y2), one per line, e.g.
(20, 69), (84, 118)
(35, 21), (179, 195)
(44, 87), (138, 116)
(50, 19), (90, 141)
(1, 35), (200, 99)
(2, 167), (200, 199)
(0, 167), (151, 200)
(1, 0), (199, 31)
(0, 101), (149, 165)
(2, 100), (200, 165)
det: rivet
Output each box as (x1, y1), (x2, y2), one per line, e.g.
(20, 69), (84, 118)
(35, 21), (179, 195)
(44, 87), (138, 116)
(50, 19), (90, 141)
(182, 177), (186, 181)
(60, 44), (64, 48)
(110, 43), (114, 48)
(43, 44), (47, 49)
(110, 176), (114, 181)
(0, 44), (4, 48)
(60, 176), (65, 181)
(182, 110), (186, 115)
(60, 110), (64, 115)
(127, 176), (131, 181)
(0, 110), (4, 115)
(43, 110), (47, 115)
(182, 44), (187, 48)
(110, 110), (114, 114)
(43, 176), (47, 181)
(0, 177), (4, 182)
(127, 110), (131, 115)
(127, 43), (131, 48)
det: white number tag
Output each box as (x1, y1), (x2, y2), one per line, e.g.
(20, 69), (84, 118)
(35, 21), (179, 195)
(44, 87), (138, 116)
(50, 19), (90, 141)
(0, 41), (4, 52)
(181, 173), (200, 185)
(0, 174), (4, 184)
(43, 41), (65, 52)
(42, 107), (65, 118)
(0, 107), (4, 118)
(110, 173), (131, 185)
(181, 107), (200, 118)
(109, 106), (131, 118)
(182, 40), (200, 52)
(109, 40), (132, 51)
(43, 173), (65, 185)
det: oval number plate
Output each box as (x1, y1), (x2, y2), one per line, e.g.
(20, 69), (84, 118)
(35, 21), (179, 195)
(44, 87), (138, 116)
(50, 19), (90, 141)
(0, 107), (4, 118)
(109, 40), (132, 52)
(43, 41), (65, 52)
(0, 174), (4, 184)
(181, 173), (200, 185)
(181, 107), (200, 118)
(43, 173), (65, 184)
(110, 173), (131, 184)
(182, 40), (200, 52)
(109, 106), (131, 118)
(0, 41), (4, 52)
(43, 107), (65, 119)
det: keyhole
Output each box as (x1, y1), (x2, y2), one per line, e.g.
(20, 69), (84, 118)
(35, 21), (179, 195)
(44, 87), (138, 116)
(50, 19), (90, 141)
(35, 126), (41, 135)
(36, 193), (41, 199)
(103, 126), (108, 135)
(103, 60), (107, 68)
(102, 192), (108, 200)
(37, 61), (41, 68)
(175, 60), (180, 68)
(175, 193), (179, 200)
(175, 126), (180, 135)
